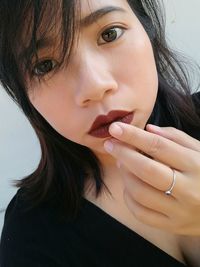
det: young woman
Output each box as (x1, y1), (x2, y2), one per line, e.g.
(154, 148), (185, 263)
(0, 0), (200, 266)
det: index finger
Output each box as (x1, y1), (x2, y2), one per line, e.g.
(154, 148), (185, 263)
(108, 122), (198, 172)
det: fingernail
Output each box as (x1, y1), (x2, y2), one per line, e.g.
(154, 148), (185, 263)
(110, 123), (123, 136)
(104, 141), (114, 152)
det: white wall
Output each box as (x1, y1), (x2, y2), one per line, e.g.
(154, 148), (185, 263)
(164, 0), (200, 63)
(0, 89), (41, 232)
(1, 0), (200, 234)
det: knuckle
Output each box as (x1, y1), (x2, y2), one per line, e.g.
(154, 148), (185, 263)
(141, 160), (154, 177)
(166, 126), (175, 133)
(146, 134), (162, 156)
(170, 127), (178, 134)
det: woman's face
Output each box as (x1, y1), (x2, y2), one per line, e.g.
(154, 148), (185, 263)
(27, 0), (158, 164)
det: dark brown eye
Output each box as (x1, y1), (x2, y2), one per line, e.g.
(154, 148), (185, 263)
(32, 59), (57, 76)
(100, 26), (125, 44)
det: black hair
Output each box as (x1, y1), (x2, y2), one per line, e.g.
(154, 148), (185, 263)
(0, 0), (200, 221)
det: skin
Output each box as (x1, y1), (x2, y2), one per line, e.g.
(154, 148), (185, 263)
(27, 0), (158, 167)
(104, 123), (200, 264)
(25, 0), (200, 264)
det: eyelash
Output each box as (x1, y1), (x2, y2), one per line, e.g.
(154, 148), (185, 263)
(31, 25), (126, 78)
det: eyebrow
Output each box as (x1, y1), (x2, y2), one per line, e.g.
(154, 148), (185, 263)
(80, 6), (126, 27)
(18, 6), (126, 60)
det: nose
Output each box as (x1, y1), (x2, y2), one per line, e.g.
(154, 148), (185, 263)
(74, 52), (118, 106)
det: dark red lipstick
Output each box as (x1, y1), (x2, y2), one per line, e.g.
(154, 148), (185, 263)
(88, 110), (134, 138)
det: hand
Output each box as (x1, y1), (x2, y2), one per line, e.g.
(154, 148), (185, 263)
(103, 123), (200, 236)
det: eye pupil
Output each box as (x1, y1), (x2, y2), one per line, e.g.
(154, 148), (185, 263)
(102, 28), (117, 42)
(34, 60), (54, 75)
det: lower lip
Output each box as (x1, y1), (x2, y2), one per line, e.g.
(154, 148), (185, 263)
(89, 112), (134, 138)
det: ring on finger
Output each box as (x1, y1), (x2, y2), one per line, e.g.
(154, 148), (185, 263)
(165, 168), (176, 196)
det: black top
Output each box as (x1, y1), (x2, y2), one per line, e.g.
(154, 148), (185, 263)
(0, 92), (200, 267)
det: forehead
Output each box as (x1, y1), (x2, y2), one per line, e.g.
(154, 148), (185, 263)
(80, 0), (129, 15)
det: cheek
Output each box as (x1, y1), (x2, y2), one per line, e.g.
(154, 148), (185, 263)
(121, 31), (157, 80)
(29, 90), (60, 122)
(28, 87), (69, 130)
(28, 88), (85, 143)
(117, 31), (158, 102)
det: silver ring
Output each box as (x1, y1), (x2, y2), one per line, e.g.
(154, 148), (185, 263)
(165, 168), (176, 196)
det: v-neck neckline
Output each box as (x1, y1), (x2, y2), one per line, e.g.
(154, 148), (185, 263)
(82, 197), (187, 266)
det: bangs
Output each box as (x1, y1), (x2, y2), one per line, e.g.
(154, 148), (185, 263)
(14, 0), (81, 83)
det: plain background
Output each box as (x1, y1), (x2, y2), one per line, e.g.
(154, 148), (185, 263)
(1, 0), (200, 234)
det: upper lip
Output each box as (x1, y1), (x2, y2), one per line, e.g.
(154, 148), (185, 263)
(88, 110), (132, 133)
